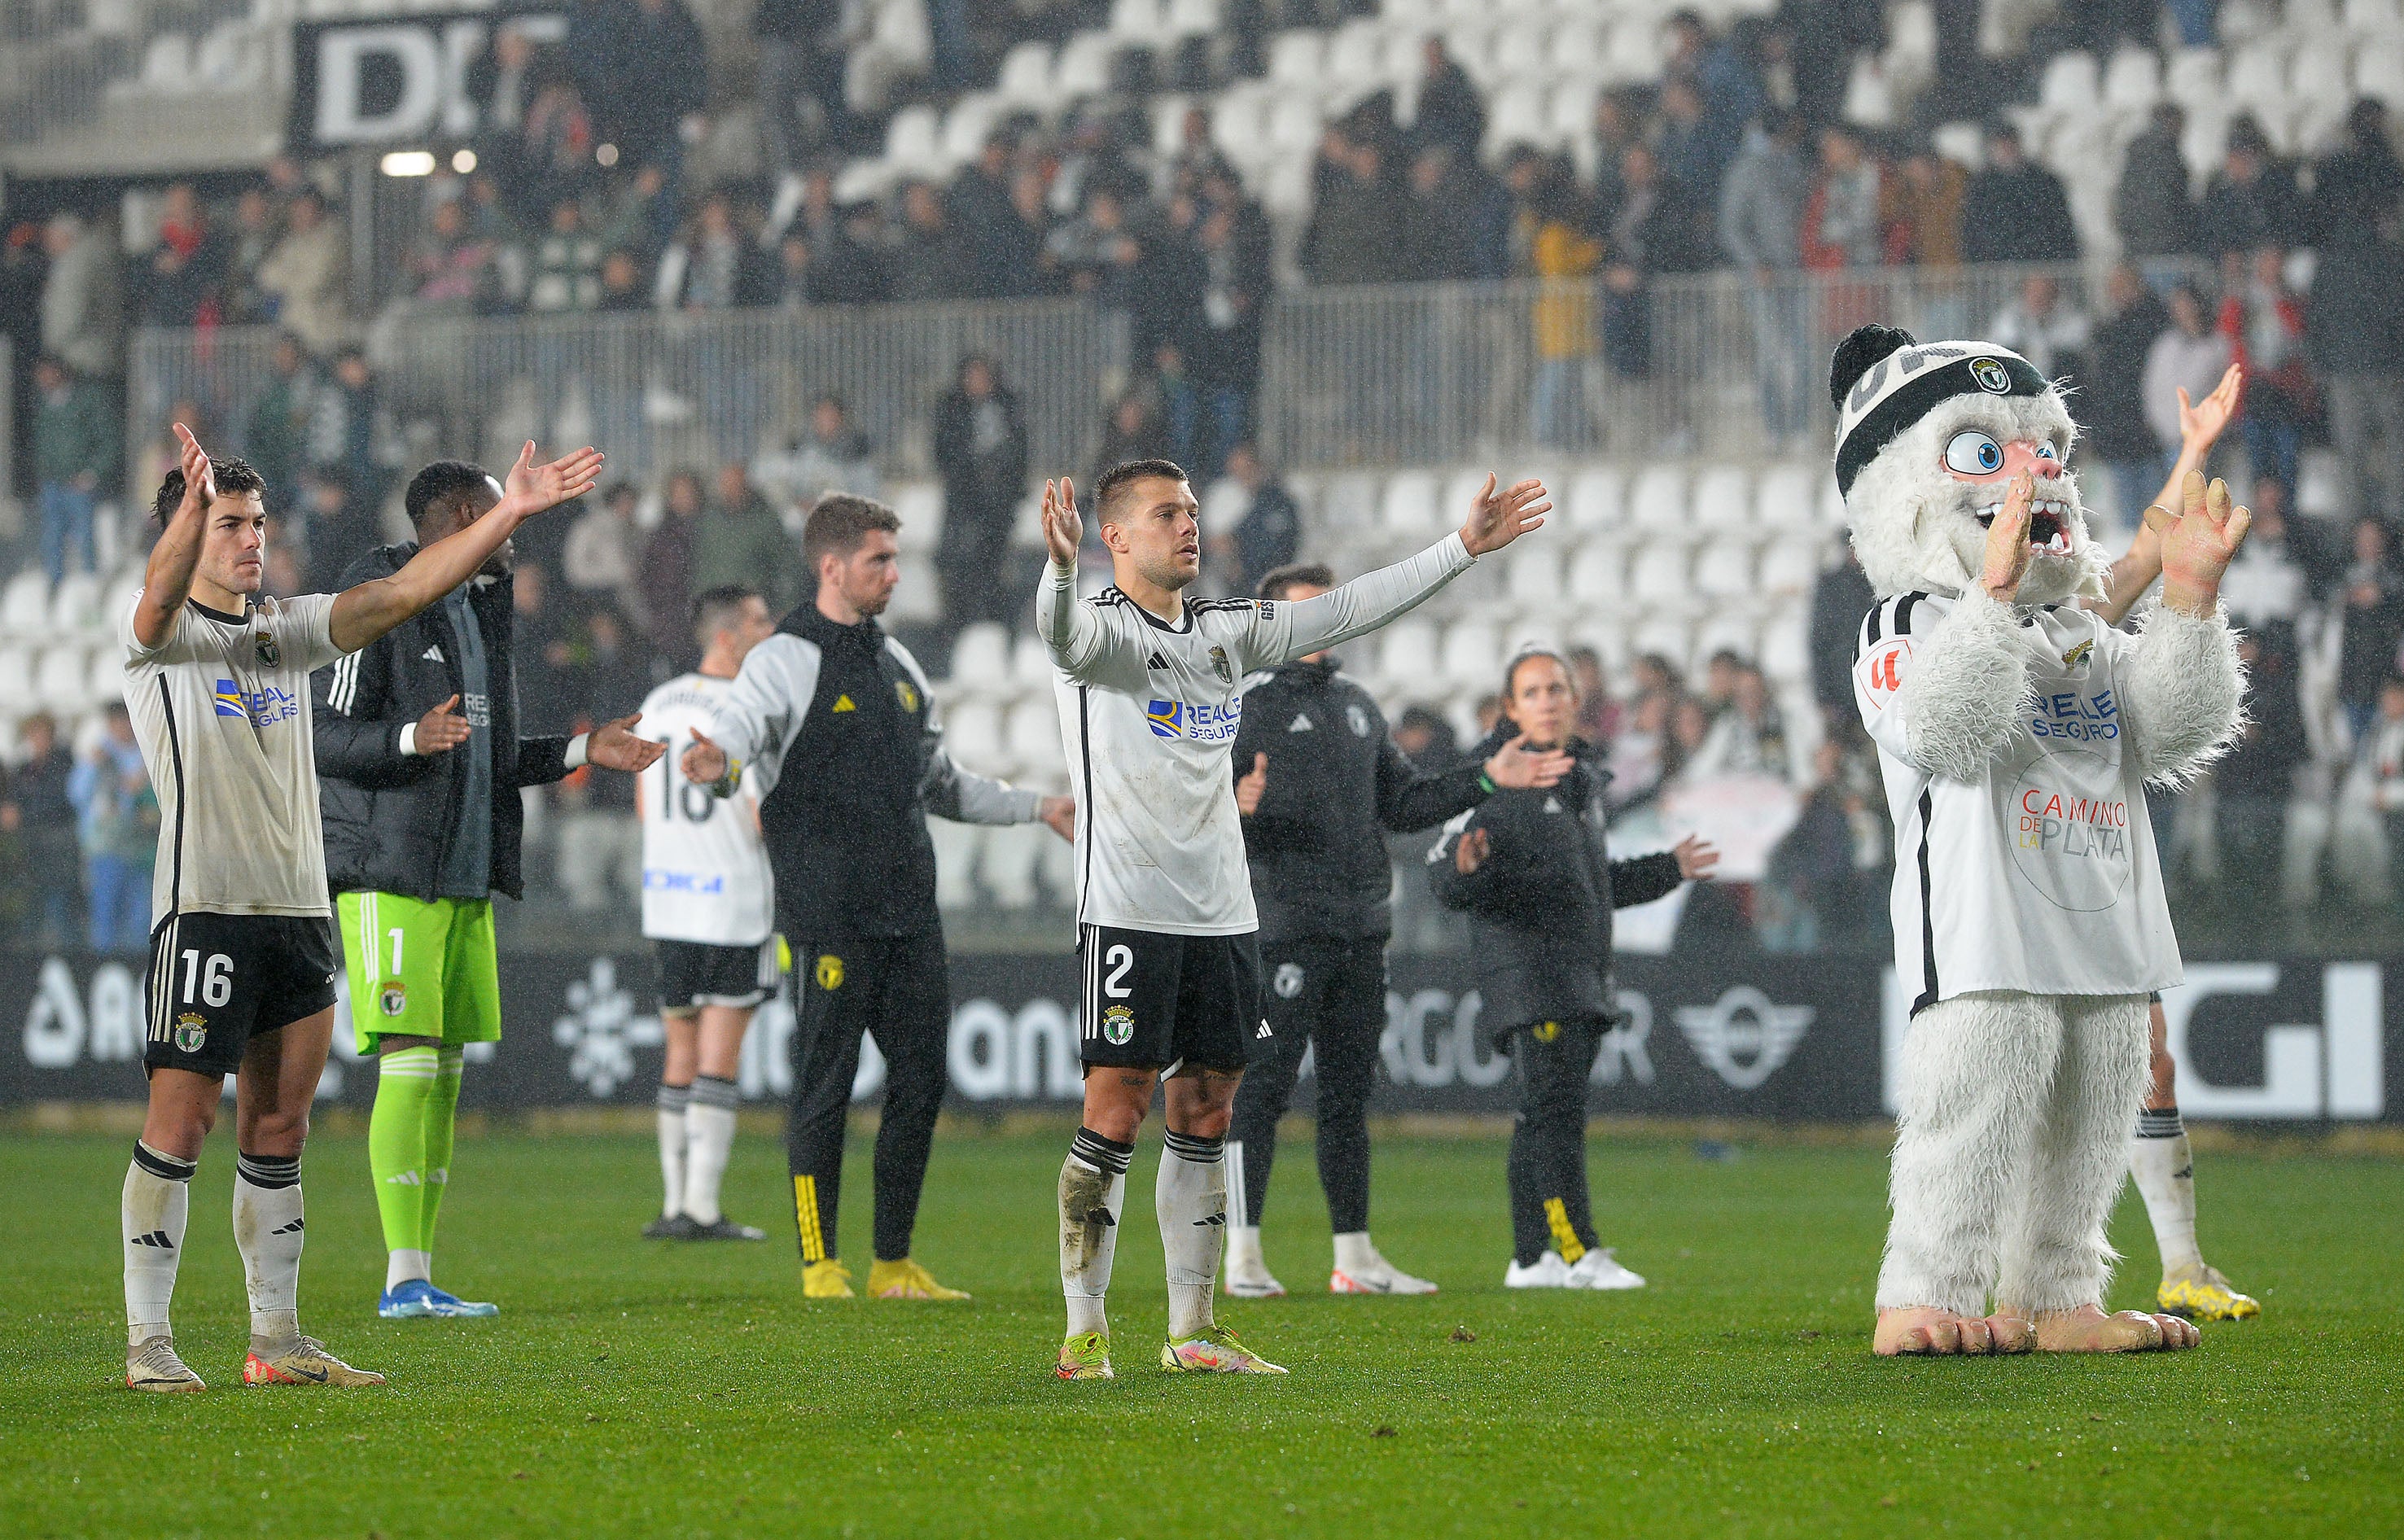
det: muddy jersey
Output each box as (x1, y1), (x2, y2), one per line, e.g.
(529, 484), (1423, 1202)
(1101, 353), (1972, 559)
(1854, 591), (2179, 1008)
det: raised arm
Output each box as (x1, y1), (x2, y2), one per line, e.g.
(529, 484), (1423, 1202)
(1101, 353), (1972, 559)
(326, 441), (602, 654)
(1253, 475), (1551, 669)
(2122, 470), (2249, 788)
(131, 424), (216, 652)
(2092, 363), (2241, 625)
(1035, 476), (1143, 680)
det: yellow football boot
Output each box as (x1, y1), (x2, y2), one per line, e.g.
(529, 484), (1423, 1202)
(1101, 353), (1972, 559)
(1161, 1323), (1287, 1375)
(868, 1258), (970, 1300)
(803, 1258), (856, 1298)
(242, 1335), (386, 1386)
(2158, 1262), (2260, 1321)
(1057, 1331), (1114, 1380)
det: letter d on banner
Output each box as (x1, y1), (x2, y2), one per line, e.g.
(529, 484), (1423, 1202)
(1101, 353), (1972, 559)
(316, 24), (443, 143)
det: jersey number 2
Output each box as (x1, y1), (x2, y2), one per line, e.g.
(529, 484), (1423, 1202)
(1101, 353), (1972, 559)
(1102, 945), (1133, 999)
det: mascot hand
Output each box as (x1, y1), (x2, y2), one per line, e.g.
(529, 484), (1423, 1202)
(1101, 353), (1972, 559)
(2160, 470), (2251, 617)
(1979, 473), (2036, 602)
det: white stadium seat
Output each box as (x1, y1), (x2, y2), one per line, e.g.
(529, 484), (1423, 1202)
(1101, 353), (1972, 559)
(930, 820), (984, 910)
(1757, 536), (1824, 596)
(883, 105), (944, 177)
(948, 625), (1013, 693)
(1005, 698), (1064, 772)
(893, 483), (944, 549)
(1055, 33), (1119, 98)
(1164, 0), (1219, 37)
(1, 571), (50, 637)
(2165, 47), (2222, 108)
(1009, 634), (1055, 693)
(2227, 46), (2288, 106)
(2038, 51), (2099, 112)
(1321, 471), (1381, 531)
(1627, 542), (1691, 613)
(1690, 466), (1752, 532)
(1326, 22), (1388, 85)
(1603, 17), (1663, 81)
(1380, 470), (1441, 535)
(1565, 466), (1625, 532)
(1267, 94), (1326, 155)
(2358, 42), (2404, 105)
(2102, 48), (2161, 110)
(2347, 0), (2404, 33)
(1438, 619), (1499, 686)
(1627, 466), (1689, 537)
(1692, 539), (1753, 598)
(1759, 607), (1811, 685)
(994, 41), (1055, 107)
(1566, 544), (1622, 606)
(86, 647), (126, 706)
(1694, 612), (1757, 666)
(1491, 21), (1548, 82)
(1268, 31), (1325, 90)
(1754, 462), (1822, 530)
(1377, 619), (1440, 689)
(0, 647), (32, 702)
(2291, 40), (2353, 101)
(943, 698), (1006, 768)
(1505, 545), (1562, 610)
(37, 645), (94, 713)
(979, 823), (1045, 909)
(1628, 615), (1691, 673)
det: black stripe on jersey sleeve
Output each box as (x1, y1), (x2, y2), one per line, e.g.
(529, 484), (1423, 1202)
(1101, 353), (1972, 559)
(1859, 597), (1889, 655)
(156, 676), (186, 918)
(1909, 787), (1940, 1016)
(1075, 685), (1095, 928)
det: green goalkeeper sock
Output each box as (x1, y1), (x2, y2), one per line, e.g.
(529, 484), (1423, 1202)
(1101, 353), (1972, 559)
(369, 1047), (440, 1277)
(418, 1048), (464, 1256)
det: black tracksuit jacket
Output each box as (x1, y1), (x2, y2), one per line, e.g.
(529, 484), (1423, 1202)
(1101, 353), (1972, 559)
(1233, 656), (1490, 943)
(1427, 729), (1684, 1031)
(311, 545), (575, 901)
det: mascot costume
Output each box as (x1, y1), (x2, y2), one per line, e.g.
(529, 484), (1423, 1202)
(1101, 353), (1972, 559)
(1834, 325), (2247, 1355)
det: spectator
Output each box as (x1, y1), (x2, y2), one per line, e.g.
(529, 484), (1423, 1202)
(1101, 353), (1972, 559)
(1215, 443), (1299, 593)
(2336, 518), (2404, 743)
(255, 187), (349, 350)
(1690, 662), (1789, 779)
(931, 354), (1030, 632)
(467, 23), (539, 190)
(1720, 112), (1811, 444)
(519, 63), (596, 221)
(694, 464), (799, 617)
(755, 393), (880, 513)
(1600, 142), (1710, 382)
(2350, 675), (2404, 894)
(1988, 273), (2092, 383)
(1806, 125), (1881, 269)
(405, 197), (497, 315)
(950, 135), (1021, 298)
(1093, 390), (1169, 494)
(1527, 168), (1600, 448)
(221, 186), (281, 326)
(1656, 79), (1718, 204)
(1806, 545), (1876, 718)
(592, 162), (673, 260)
(2115, 103), (2198, 266)
(1589, 89), (1647, 222)
(3, 713), (82, 946)
(755, 0), (841, 175)
(140, 182), (226, 326)
(2220, 247), (2310, 495)
(2087, 264), (2173, 527)
(1665, 7), (1763, 200)
(564, 483), (647, 619)
(33, 355), (117, 584)
(1608, 685), (1672, 807)
(2215, 629), (2310, 895)
(610, 0), (708, 177)
(2310, 103), (2404, 524)
(311, 346), (397, 529)
(68, 702), (157, 955)
(1403, 144), (1483, 282)
(660, 192), (766, 310)
(890, 181), (981, 303)
(2198, 114), (2305, 259)
(1413, 40), (1487, 164)
(2144, 285), (2234, 468)
(642, 469), (707, 652)
(1763, 739), (1858, 950)
(1191, 199), (1271, 467)
(39, 212), (122, 380)
(1962, 125), (2078, 263)
(1884, 147), (1967, 268)
(1568, 646), (1618, 744)
(764, 232), (820, 308)
(598, 247), (649, 311)
(992, 165), (1060, 297)
(2216, 492), (2314, 628)
(528, 198), (606, 313)
(1302, 132), (1408, 287)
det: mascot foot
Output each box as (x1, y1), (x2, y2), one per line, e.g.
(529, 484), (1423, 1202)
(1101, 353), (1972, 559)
(2029, 1305), (2201, 1353)
(1874, 1306), (2001, 1356)
(1982, 1313), (2036, 1354)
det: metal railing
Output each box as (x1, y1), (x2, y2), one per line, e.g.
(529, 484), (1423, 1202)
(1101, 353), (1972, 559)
(129, 262), (2117, 489)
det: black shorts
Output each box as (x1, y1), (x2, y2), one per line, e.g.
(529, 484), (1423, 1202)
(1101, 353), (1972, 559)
(144, 912), (339, 1078)
(656, 938), (780, 1012)
(1079, 924), (1261, 1074)
(1255, 935), (1389, 1066)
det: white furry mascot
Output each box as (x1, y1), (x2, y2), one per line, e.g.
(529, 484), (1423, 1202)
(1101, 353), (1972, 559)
(1835, 324), (2247, 1356)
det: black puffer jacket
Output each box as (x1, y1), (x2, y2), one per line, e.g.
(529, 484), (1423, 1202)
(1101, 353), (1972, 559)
(1427, 729), (1684, 1032)
(310, 545), (574, 901)
(1233, 655), (1488, 943)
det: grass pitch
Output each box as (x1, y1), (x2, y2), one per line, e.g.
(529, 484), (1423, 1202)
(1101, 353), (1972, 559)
(0, 1125), (2396, 1538)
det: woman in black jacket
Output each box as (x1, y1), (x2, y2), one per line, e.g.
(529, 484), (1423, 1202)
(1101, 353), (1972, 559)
(1430, 647), (1716, 1290)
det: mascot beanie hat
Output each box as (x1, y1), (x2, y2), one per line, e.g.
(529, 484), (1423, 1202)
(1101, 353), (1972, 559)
(1829, 325), (2052, 497)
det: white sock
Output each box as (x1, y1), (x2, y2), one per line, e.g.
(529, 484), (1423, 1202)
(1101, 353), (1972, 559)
(1159, 1129), (1227, 1340)
(386, 1247), (431, 1291)
(2131, 1107), (2201, 1272)
(233, 1152), (304, 1343)
(657, 1083), (690, 1218)
(1226, 1223), (1263, 1272)
(682, 1076), (738, 1226)
(1061, 1127), (1131, 1338)
(124, 1141), (194, 1346)
(1333, 1231), (1377, 1275)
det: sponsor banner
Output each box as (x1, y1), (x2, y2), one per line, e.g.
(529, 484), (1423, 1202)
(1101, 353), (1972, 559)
(287, 10), (567, 153)
(1, 950), (2392, 1120)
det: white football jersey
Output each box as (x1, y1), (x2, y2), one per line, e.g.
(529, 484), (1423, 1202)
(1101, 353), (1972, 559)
(637, 672), (773, 946)
(1040, 534), (1475, 935)
(1854, 591), (2179, 1007)
(120, 589), (349, 919)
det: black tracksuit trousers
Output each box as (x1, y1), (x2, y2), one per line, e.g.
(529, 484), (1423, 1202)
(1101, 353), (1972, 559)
(1505, 1013), (1605, 1267)
(1226, 935), (1387, 1235)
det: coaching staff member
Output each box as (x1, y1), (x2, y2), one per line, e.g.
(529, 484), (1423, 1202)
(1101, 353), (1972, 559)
(1430, 646), (1715, 1293)
(315, 458), (663, 1321)
(1223, 563), (1571, 1300)
(681, 494), (1073, 1301)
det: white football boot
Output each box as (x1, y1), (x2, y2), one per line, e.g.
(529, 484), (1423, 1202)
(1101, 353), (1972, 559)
(1504, 1251), (1573, 1288)
(1329, 1237), (1438, 1295)
(1224, 1251), (1288, 1299)
(1565, 1248), (1647, 1290)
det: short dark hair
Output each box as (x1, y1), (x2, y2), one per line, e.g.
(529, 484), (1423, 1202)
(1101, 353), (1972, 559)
(802, 492), (900, 572)
(691, 584), (762, 649)
(1257, 562), (1334, 601)
(405, 460), (497, 529)
(153, 456), (267, 525)
(1095, 458), (1189, 526)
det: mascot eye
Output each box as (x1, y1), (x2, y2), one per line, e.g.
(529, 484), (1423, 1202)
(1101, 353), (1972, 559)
(1945, 431), (2006, 475)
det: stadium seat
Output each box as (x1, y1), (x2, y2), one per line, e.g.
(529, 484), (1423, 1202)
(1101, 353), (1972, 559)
(2291, 39), (2352, 101)
(929, 820), (984, 909)
(1565, 466), (1626, 532)
(85, 647), (125, 706)
(1627, 615), (1691, 674)
(1565, 543), (1622, 607)
(1108, 0), (1161, 37)
(1819, 475), (1850, 528)
(888, 557), (941, 623)
(1627, 466), (1690, 539)
(1163, 0), (1219, 37)
(1758, 607), (1811, 685)
(0, 647), (33, 703)
(0, 571), (50, 637)
(2038, 51), (2099, 112)
(882, 105), (944, 177)
(2165, 47), (2222, 108)
(941, 93), (1005, 165)
(1268, 31), (1325, 90)
(1693, 612), (1757, 667)
(1209, 83), (1273, 165)
(1756, 536), (1824, 597)
(1266, 94), (1326, 157)
(1009, 634), (1056, 693)
(1603, 17), (1664, 81)
(1627, 542), (1692, 615)
(2347, 0), (2404, 33)
(2103, 48), (2161, 110)
(944, 698), (1006, 768)
(1378, 470), (1440, 536)
(994, 41), (1055, 107)
(1491, 21), (1548, 84)
(1504, 545), (1562, 610)
(1689, 466), (1752, 533)
(47, 572), (101, 633)
(1005, 697), (1064, 771)
(979, 823), (1045, 909)
(892, 483), (944, 550)
(1321, 471), (1381, 532)
(1325, 22), (1388, 85)
(1037, 824), (1076, 903)
(949, 624), (1013, 693)
(1753, 462), (1821, 530)
(1438, 619), (1500, 686)
(1054, 33), (1119, 98)
(1692, 538), (1753, 598)
(1376, 619), (1440, 693)
(2357, 41), (2404, 104)
(1482, 82), (1550, 155)
(37, 645), (93, 713)
(2226, 46), (2288, 106)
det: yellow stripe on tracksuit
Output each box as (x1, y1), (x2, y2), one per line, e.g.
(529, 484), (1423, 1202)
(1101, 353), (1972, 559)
(794, 1175), (826, 1262)
(1543, 1198), (1586, 1263)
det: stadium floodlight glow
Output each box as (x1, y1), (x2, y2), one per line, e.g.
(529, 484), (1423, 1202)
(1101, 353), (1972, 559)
(596, 142), (620, 167)
(380, 151), (437, 177)
(452, 147), (478, 174)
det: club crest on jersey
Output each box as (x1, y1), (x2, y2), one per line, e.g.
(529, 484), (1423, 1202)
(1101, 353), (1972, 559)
(2062, 639), (2094, 670)
(173, 1013), (208, 1053)
(1209, 645), (1233, 684)
(253, 630), (281, 669)
(379, 982), (408, 1017)
(816, 954), (845, 990)
(894, 678), (920, 713)
(1347, 704), (1371, 737)
(1101, 1004), (1136, 1045)
(1273, 963), (1304, 999)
